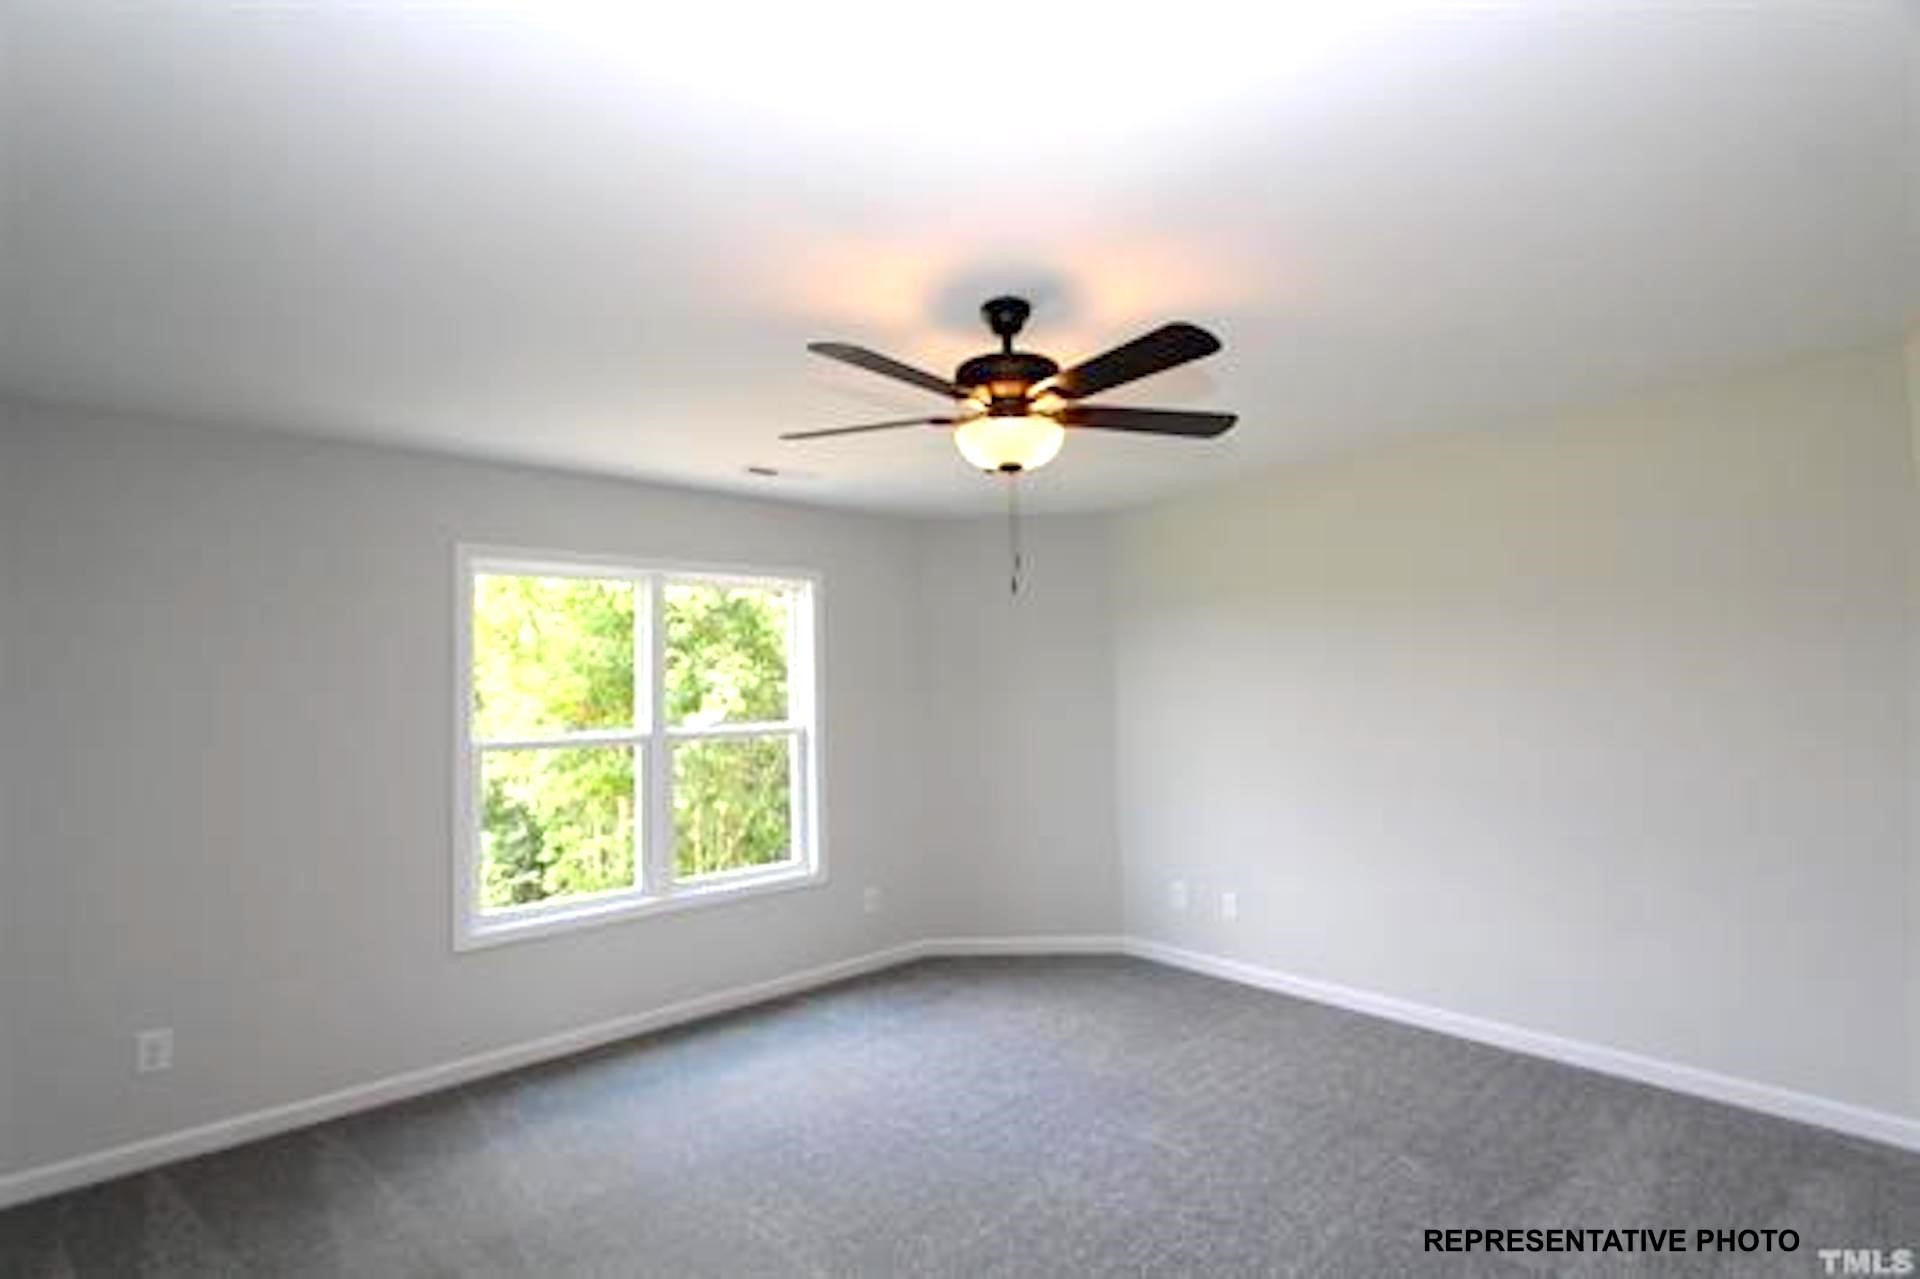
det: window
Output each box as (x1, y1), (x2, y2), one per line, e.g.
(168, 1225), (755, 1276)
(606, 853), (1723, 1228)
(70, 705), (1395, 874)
(454, 547), (821, 948)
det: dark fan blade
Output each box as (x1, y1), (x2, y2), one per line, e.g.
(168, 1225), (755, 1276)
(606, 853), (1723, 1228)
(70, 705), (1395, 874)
(1045, 323), (1222, 400)
(780, 416), (958, 441)
(808, 342), (969, 400)
(1052, 405), (1237, 437)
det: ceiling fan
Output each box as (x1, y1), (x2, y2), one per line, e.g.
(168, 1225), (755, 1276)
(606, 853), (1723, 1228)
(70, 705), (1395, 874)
(784, 296), (1236, 474)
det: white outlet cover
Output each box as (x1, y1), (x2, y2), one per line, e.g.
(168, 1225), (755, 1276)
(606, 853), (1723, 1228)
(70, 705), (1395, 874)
(135, 1028), (173, 1074)
(862, 886), (882, 914)
(1220, 890), (1239, 921)
(1170, 880), (1189, 912)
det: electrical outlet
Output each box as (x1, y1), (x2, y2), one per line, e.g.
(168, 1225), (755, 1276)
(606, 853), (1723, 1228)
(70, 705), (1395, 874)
(135, 1028), (173, 1074)
(1170, 879), (1189, 912)
(862, 886), (882, 915)
(1220, 890), (1239, 922)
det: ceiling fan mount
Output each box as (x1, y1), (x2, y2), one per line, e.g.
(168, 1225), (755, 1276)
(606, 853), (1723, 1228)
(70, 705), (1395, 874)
(980, 294), (1034, 344)
(787, 294), (1237, 474)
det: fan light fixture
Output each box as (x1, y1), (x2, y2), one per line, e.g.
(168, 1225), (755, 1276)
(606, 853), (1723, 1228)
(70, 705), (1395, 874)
(953, 413), (1066, 473)
(789, 295), (1237, 596)
(786, 295), (1234, 477)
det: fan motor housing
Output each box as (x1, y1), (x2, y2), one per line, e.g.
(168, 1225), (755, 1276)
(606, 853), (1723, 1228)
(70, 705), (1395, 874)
(956, 351), (1059, 413)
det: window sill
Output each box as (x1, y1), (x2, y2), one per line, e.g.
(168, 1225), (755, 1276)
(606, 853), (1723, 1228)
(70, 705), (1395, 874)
(454, 864), (826, 952)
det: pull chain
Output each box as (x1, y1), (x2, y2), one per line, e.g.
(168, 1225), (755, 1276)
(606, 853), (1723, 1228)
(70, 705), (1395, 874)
(1006, 470), (1025, 597)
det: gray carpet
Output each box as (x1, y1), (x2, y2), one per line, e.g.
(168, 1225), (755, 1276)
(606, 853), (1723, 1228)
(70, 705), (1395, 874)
(1, 956), (1914, 1277)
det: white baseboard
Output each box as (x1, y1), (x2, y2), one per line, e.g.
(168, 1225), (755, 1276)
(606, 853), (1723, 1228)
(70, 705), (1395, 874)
(4, 931), (1913, 1210)
(921, 934), (1128, 956)
(1124, 938), (1920, 1154)
(0, 939), (935, 1211)
(0, 933), (1124, 1211)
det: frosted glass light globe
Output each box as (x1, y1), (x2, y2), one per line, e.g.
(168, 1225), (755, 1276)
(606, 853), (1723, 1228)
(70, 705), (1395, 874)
(952, 415), (1066, 473)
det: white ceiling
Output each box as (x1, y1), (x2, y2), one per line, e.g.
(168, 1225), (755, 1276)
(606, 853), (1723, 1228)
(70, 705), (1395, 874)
(1, 1), (1913, 515)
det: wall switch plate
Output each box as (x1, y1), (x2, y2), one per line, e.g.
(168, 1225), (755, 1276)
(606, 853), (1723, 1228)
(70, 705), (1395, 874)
(135, 1028), (173, 1074)
(1170, 879), (1189, 912)
(862, 886), (882, 915)
(1220, 890), (1239, 921)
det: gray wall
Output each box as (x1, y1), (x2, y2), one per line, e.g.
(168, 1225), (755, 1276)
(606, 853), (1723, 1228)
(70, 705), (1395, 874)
(0, 403), (949, 1175)
(1113, 346), (1916, 1117)
(1908, 333), (1920, 1120)
(916, 516), (1120, 939)
(1, 403), (23, 1167)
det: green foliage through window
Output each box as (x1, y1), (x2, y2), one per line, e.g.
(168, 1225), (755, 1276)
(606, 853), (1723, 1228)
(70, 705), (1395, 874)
(473, 574), (634, 739)
(481, 746), (635, 906)
(673, 735), (792, 878)
(665, 582), (789, 726)
(470, 566), (804, 915)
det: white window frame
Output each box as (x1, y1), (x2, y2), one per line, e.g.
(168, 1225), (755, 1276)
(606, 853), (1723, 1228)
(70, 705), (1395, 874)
(453, 544), (825, 951)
